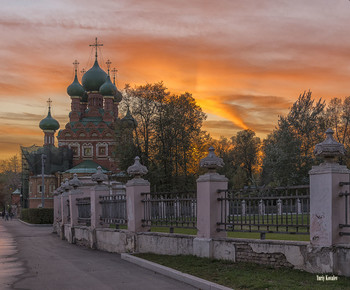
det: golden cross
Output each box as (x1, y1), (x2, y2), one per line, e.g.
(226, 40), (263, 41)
(47, 98), (52, 110)
(111, 68), (118, 85)
(73, 60), (79, 74)
(89, 37), (103, 60)
(106, 59), (112, 75)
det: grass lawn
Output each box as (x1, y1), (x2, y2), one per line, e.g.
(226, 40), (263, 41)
(149, 227), (310, 241)
(135, 253), (350, 290)
(110, 225), (309, 241)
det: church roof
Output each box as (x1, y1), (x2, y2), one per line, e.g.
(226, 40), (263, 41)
(65, 160), (109, 174)
(99, 75), (117, 96)
(82, 60), (107, 92)
(67, 74), (85, 97)
(39, 107), (60, 131)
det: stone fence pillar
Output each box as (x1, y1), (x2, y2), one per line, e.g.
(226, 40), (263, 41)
(60, 179), (71, 225)
(126, 157), (150, 233)
(90, 167), (109, 229)
(310, 129), (350, 247)
(194, 147), (228, 258)
(53, 185), (63, 233)
(68, 174), (84, 227)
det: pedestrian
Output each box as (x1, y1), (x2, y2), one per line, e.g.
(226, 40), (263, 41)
(1, 211), (4, 219)
(5, 211), (9, 221)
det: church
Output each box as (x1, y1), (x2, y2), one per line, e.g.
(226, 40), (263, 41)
(21, 38), (135, 208)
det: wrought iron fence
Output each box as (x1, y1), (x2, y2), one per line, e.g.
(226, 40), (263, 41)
(339, 189), (350, 236)
(66, 199), (70, 223)
(142, 191), (197, 230)
(217, 186), (310, 237)
(232, 185), (310, 198)
(76, 197), (91, 226)
(99, 194), (127, 226)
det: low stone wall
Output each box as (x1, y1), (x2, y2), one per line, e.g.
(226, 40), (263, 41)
(57, 223), (350, 277)
(137, 232), (194, 255)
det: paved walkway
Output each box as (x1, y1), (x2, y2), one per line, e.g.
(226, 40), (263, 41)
(0, 219), (196, 290)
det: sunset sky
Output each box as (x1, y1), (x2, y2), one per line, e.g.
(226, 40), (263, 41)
(1, 0), (350, 160)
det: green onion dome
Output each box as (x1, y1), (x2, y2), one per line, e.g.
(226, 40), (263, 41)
(121, 108), (137, 128)
(114, 89), (123, 103)
(99, 75), (117, 96)
(82, 60), (108, 92)
(39, 108), (60, 131)
(67, 74), (85, 97)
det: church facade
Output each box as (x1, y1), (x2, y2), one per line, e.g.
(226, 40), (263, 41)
(57, 39), (124, 172)
(22, 38), (134, 208)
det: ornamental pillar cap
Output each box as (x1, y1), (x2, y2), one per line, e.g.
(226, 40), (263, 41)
(127, 156), (148, 178)
(69, 173), (82, 189)
(314, 128), (346, 163)
(91, 166), (108, 184)
(199, 146), (224, 173)
(61, 178), (72, 194)
(56, 182), (64, 195)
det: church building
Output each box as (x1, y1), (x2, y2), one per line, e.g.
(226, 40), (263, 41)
(58, 38), (124, 172)
(21, 38), (135, 208)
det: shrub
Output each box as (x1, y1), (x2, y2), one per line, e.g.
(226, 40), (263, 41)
(21, 208), (53, 224)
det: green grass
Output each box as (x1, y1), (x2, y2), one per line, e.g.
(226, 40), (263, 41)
(108, 225), (310, 241)
(148, 227), (309, 241)
(135, 253), (350, 290)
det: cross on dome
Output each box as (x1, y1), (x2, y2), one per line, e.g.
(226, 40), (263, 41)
(106, 59), (112, 75)
(73, 60), (79, 74)
(111, 68), (118, 85)
(89, 37), (103, 61)
(47, 98), (52, 111)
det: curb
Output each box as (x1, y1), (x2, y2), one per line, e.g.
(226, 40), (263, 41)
(17, 219), (53, 227)
(121, 253), (233, 290)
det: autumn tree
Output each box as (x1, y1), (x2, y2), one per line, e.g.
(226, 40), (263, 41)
(118, 82), (207, 191)
(212, 131), (261, 189)
(325, 96), (350, 166)
(262, 91), (326, 186)
(0, 155), (21, 211)
(231, 129), (261, 185)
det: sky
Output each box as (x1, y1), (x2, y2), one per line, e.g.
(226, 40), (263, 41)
(1, 0), (350, 160)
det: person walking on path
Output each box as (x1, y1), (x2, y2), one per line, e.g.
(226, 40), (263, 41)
(5, 211), (9, 221)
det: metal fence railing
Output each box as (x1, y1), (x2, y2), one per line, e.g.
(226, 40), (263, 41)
(99, 194), (127, 226)
(217, 186), (310, 238)
(142, 191), (197, 230)
(76, 197), (91, 226)
(339, 190), (350, 236)
(67, 199), (70, 223)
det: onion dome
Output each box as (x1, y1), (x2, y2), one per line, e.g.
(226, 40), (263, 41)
(121, 108), (137, 128)
(114, 89), (123, 103)
(67, 74), (85, 97)
(99, 75), (117, 96)
(39, 107), (60, 131)
(82, 60), (107, 92)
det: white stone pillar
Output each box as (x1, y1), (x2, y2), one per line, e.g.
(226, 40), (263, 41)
(242, 200), (246, 216)
(277, 199), (282, 215)
(60, 179), (71, 225)
(126, 157), (150, 232)
(90, 167), (109, 229)
(194, 147), (228, 258)
(310, 129), (350, 246)
(68, 174), (84, 227)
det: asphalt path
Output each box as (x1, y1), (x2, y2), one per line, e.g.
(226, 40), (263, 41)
(0, 219), (196, 290)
